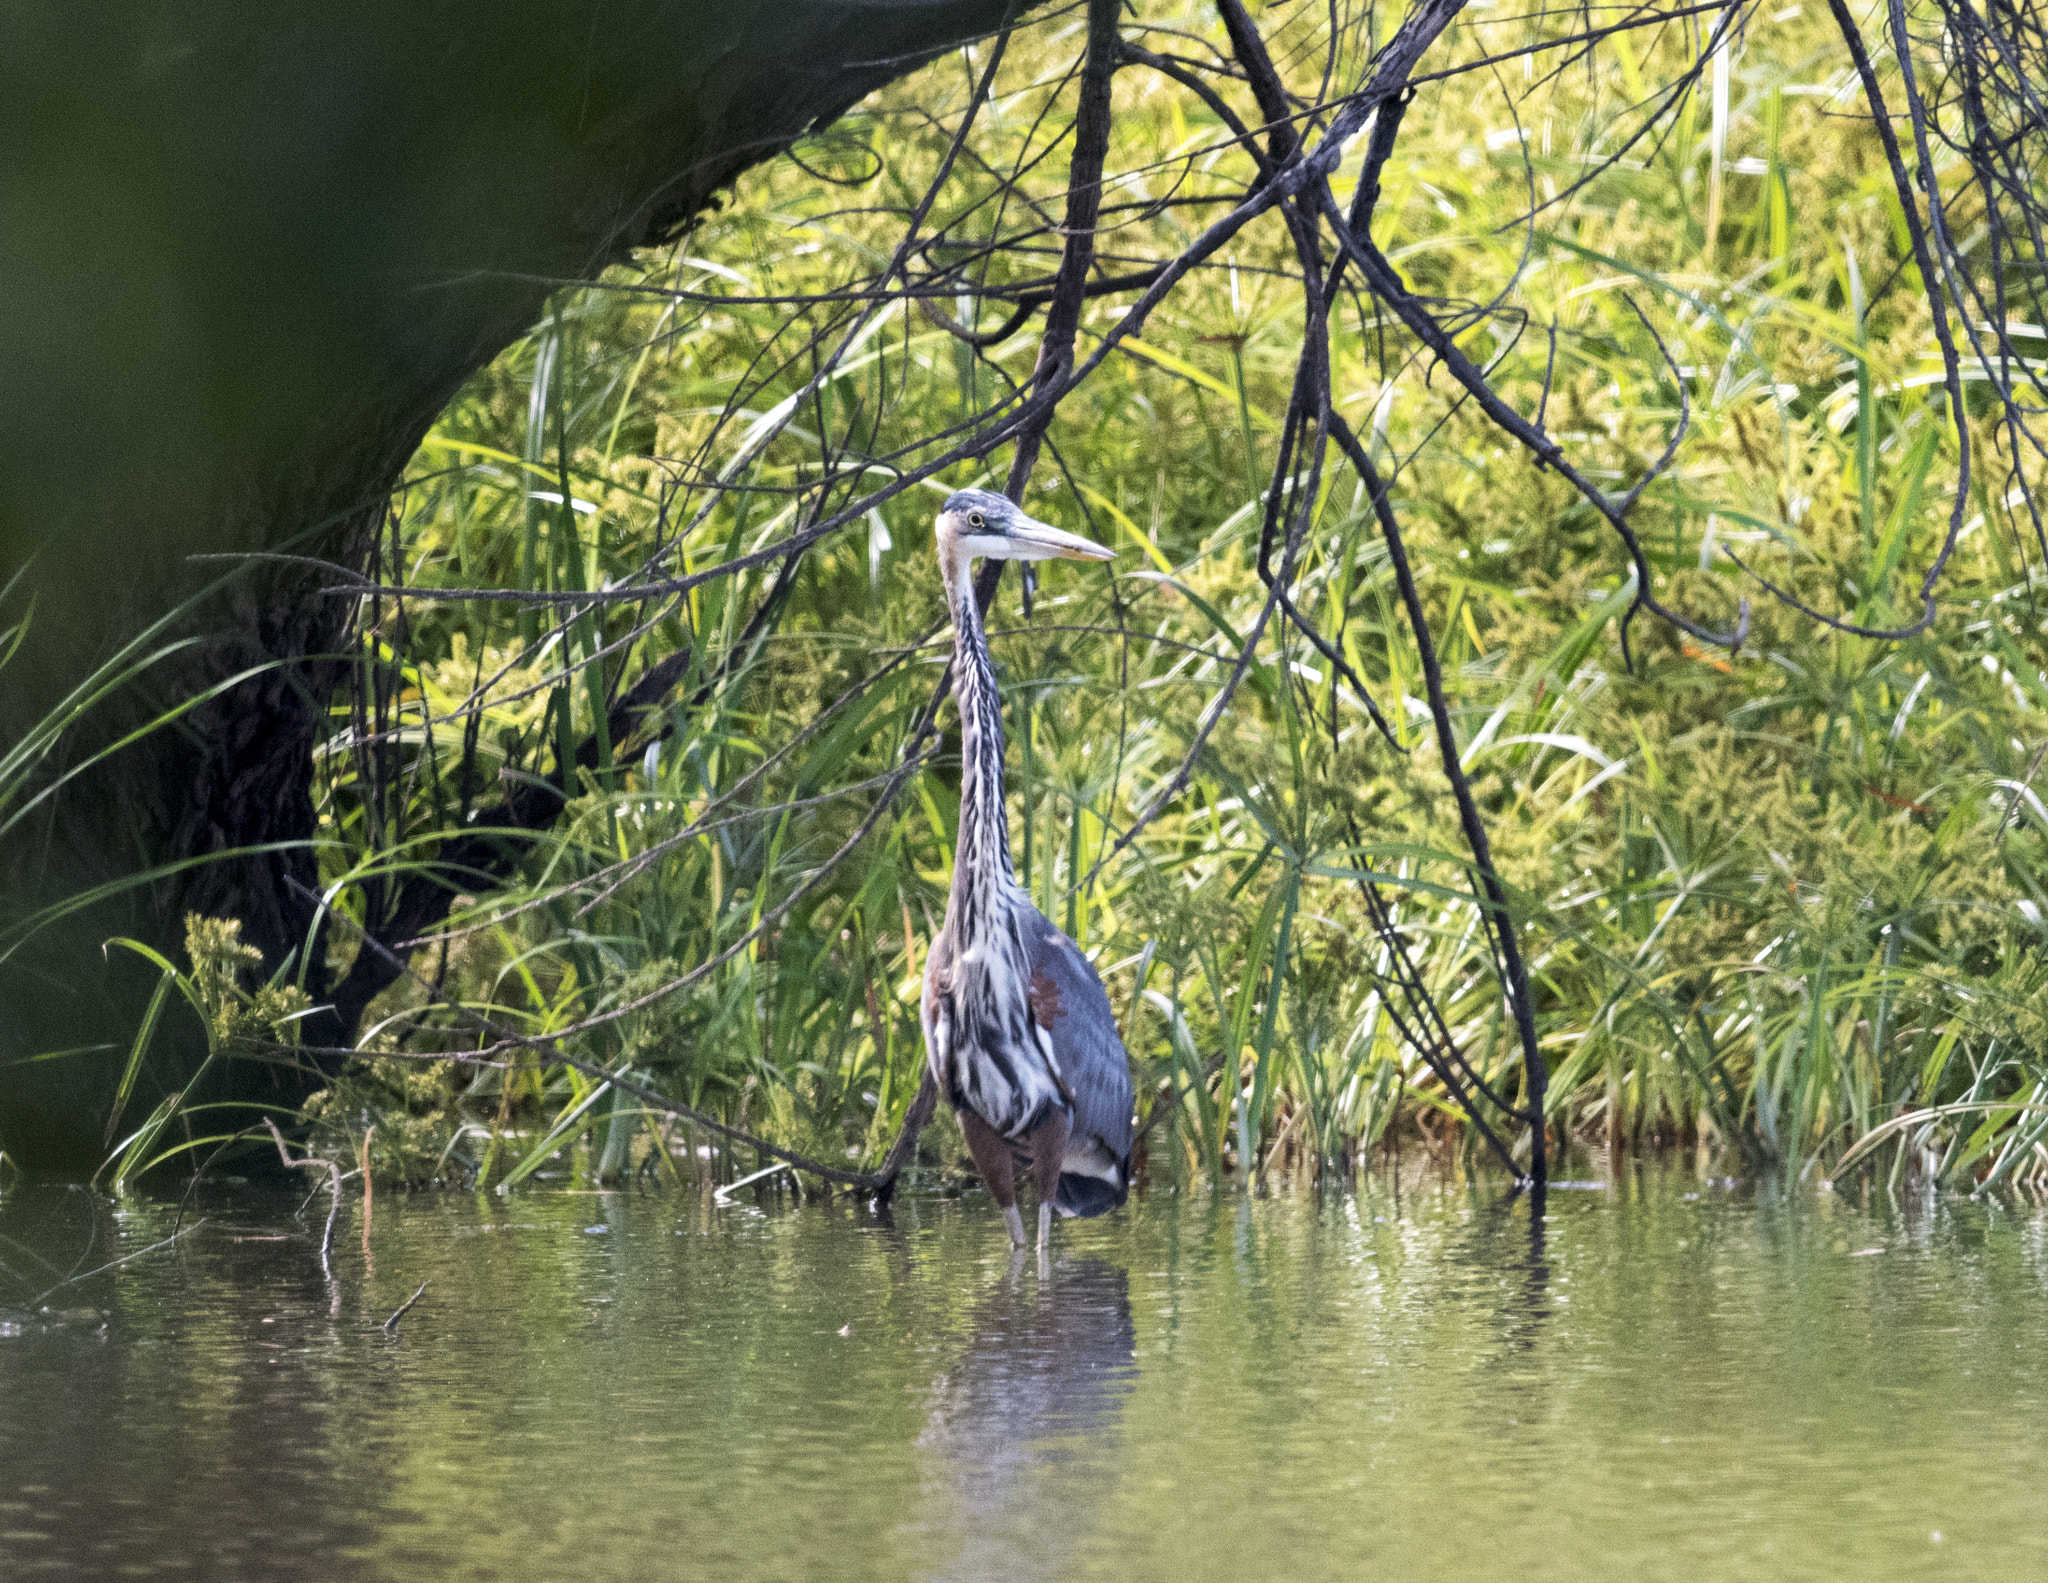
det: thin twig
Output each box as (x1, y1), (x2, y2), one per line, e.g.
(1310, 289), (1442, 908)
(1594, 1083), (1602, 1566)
(29, 1221), (207, 1308)
(265, 1119), (344, 1279)
(381, 1280), (429, 1333)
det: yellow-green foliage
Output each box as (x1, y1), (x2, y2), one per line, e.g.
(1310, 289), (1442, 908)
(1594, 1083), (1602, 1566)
(312, 0), (2048, 1189)
(182, 914), (310, 1054)
(301, 1055), (456, 1187)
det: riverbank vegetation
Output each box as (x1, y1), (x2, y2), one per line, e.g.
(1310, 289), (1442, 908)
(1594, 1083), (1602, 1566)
(61, 0), (2048, 1196)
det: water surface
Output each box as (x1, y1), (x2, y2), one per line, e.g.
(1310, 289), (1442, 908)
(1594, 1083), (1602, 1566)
(0, 1170), (2042, 1580)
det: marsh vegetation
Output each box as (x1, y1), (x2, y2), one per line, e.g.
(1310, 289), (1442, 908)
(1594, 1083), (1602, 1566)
(14, 0), (2048, 1201)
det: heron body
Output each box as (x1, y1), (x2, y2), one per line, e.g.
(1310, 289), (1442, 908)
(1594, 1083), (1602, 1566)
(921, 489), (1135, 1251)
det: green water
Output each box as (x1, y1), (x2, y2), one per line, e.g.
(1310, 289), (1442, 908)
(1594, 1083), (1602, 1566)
(0, 1171), (2043, 1580)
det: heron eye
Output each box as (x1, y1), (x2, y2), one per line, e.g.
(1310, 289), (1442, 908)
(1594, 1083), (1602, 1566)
(968, 512), (986, 528)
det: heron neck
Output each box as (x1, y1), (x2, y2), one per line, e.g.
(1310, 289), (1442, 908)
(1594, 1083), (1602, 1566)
(942, 549), (1016, 930)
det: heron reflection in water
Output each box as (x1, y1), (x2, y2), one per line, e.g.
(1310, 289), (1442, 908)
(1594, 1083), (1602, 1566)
(920, 490), (1135, 1253)
(915, 1258), (1136, 1581)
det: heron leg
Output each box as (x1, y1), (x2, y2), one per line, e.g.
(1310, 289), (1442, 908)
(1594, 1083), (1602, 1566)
(1026, 1109), (1070, 1254)
(958, 1110), (1025, 1247)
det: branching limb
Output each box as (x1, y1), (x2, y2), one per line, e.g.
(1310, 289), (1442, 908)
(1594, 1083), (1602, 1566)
(265, 1118), (343, 1280)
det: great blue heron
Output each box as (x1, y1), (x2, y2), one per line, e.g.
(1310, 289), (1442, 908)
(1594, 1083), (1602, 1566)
(922, 488), (1135, 1252)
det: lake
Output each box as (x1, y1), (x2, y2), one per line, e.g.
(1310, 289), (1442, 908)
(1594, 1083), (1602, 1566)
(0, 1167), (2042, 1579)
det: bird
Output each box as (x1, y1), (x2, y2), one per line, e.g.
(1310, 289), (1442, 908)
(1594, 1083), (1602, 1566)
(920, 487), (1135, 1254)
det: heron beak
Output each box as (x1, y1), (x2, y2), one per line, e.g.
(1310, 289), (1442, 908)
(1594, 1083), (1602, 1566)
(1004, 515), (1116, 562)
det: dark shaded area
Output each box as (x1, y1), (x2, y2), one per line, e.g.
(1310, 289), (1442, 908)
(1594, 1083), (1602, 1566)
(0, 0), (1027, 1173)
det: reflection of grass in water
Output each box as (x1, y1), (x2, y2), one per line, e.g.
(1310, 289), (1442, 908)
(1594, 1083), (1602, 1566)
(4, 1181), (2041, 1578)
(211, 0), (2048, 1196)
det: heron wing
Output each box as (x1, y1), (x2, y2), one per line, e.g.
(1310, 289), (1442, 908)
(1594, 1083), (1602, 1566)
(1018, 899), (1134, 1215)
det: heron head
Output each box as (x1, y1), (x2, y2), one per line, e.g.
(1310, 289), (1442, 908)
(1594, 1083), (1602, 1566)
(935, 488), (1114, 563)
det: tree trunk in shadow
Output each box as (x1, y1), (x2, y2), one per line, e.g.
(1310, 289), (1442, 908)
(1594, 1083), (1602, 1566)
(0, 0), (1032, 1173)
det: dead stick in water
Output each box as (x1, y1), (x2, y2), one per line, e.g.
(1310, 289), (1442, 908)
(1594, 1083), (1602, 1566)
(382, 1280), (429, 1333)
(360, 1126), (376, 1215)
(29, 1220), (207, 1307)
(360, 1124), (376, 1266)
(264, 1120), (343, 1279)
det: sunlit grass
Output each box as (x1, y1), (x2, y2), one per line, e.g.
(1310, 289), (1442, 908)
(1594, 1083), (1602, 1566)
(281, 0), (2048, 1197)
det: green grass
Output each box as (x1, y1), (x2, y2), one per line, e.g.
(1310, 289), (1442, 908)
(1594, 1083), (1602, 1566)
(152, 0), (2048, 1197)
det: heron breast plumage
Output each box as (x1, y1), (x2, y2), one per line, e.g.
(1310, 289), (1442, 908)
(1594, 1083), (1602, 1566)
(923, 886), (1070, 1140)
